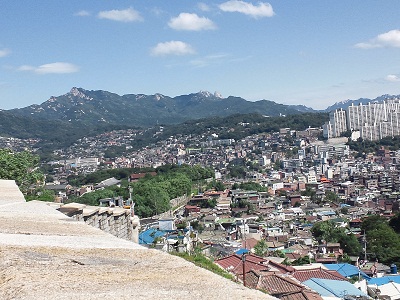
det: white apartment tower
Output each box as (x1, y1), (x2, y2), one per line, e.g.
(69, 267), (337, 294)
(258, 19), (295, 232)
(331, 109), (347, 137)
(324, 98), (400, 141)
(323, 109), (347, 138)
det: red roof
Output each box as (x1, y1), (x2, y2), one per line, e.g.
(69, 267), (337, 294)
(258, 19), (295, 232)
(267, 259), (296, 273)
(129, 172), (157, 180)
(215, 254), (269, 276)
(350, 218), (362, 223)
(291, 268), (347, 282)
(280, 290), (323, 300)
(247, 271), (323, 300)
(185, 205), (200, 209)
(286, 253), (302, 260)
(242, 238), (259, 250)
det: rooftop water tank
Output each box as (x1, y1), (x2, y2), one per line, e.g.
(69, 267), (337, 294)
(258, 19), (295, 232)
(391, 264), (397, 274)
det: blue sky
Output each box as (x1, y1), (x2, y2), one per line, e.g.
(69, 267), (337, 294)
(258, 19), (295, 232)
(1, 1), (400, 110)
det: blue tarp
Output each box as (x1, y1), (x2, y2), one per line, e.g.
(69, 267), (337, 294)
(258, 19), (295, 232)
(139, 228), (165, 245)
(368, 276), (400, 285)
(235, 249), (249, 255)
(324, 263), (370, 280)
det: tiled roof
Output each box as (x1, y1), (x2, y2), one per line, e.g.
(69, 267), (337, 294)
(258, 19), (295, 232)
(242, 237), (259, 249)
(214, 254), (269, 275)
(246, 271), (322, 300)
(291, 268), (347, 282)
(314, 257), (338, 263)
(267, 259), (296, 273)
(233, 259), (269, 275)
(246, 253), (268, 264)
(280, 290), (323, 300)
(255, 273), (305, 295)
(286, 252), (302, 260)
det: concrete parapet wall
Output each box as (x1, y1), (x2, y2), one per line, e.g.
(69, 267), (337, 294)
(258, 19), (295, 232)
(59, 203), (140, 243)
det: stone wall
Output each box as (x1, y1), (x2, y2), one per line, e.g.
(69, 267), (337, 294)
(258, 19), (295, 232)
(59, 203), (140, 243)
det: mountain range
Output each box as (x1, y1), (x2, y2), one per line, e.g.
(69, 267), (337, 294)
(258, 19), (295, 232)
(1, 87), (399, 152)
(8, 87), (313, 127)
(8, 88), (400, 128)
(324, 94), (400, 111)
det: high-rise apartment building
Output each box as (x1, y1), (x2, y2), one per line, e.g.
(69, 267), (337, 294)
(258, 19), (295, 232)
(323, 98), (400, 141)
(323, 108), (347, 138)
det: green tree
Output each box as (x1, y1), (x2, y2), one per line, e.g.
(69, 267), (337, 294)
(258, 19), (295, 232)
(253, 240), (268, 257)
(337, 233), (361, 256)
(206, 179), (225, 191)
(69, 189), (115, 206)
(325, 191), (340, 203)
(311, 220), (341, 243)
(311, 220), (362, 257)
(0, 149), (44, 193)
(239, 181), (267, 192)
(26, 188), (56, 202)
(292, 256), (312, 266)
(361, 215), (400, 265)
(389, 213), (400, 234)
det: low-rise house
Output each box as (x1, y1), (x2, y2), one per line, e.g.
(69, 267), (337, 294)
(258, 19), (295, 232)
(129, 172), (157, 182)
(266, 241), (285, 252)
(303, 278), (369, 299)
(246, 271), (323, 300)
(290, 267), (347, 283)
(325, 263), (370, 280)
(94, 177), (121, 189)
(214, 253), (270, 278)
(184, 205), (201, 216)
(316, 210), (336, 221)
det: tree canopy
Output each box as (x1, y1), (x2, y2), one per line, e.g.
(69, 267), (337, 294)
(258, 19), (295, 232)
(68, 164), (213, 218)
(361, 215), (400, 265)
(0, 149), (44, 193)
(311, 220), (361, 256)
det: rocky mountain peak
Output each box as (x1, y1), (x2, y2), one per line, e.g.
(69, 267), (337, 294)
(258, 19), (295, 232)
(198, 90), (213, 98)
(214, 91), (223, 99)
(68, 87), (93, 101)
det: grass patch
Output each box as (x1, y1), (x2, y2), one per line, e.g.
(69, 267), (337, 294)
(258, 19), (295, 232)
(171, 251), (235, 281)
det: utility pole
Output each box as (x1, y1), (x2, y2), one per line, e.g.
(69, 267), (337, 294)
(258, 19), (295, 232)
(363, 230), (367, 261)
(242, 254), (246, 287)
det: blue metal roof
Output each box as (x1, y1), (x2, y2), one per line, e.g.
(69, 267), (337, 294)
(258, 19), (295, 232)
(368, 275), (400, 285)
(139, 228), (165, 245)
(324, 263), (370, 280)
(303, 278), (368, 298)
(235, 248), (249, 255)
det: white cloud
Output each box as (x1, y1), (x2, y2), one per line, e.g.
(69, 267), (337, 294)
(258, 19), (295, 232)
(219, 0), (274, 18)
(198, 3), (210, 12)
(386, 74), (400, 82)
(355, 29), (400, 49)
(18, 62), (79, 74)
(0, 48), (11, 57)
(98, 7), (143, 22)
(74, 10), (90, 17)
(151, 41), (196, 56)
(168, 13), (216, 31)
